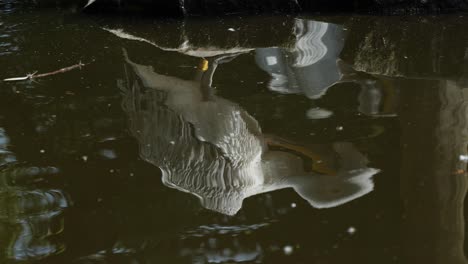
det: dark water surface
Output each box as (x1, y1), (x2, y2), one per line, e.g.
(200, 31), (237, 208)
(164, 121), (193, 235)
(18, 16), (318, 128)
(1, 1), (468, 263)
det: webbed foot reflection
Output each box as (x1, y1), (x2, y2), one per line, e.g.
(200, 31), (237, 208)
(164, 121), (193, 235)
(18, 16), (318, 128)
(121, 51), (379, 215)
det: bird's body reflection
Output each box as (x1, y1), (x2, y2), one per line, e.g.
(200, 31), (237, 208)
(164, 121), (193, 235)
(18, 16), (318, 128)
(122, 50), (379, 215)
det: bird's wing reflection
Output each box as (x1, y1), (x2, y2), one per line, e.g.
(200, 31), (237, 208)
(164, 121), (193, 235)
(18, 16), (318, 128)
(121, 50), (379, 215)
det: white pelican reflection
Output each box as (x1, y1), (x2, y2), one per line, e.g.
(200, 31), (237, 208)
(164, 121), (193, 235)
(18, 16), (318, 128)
(121, 50), (379, 215)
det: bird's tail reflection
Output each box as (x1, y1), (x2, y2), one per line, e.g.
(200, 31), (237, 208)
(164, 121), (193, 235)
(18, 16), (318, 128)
(263, 141), (378, 209)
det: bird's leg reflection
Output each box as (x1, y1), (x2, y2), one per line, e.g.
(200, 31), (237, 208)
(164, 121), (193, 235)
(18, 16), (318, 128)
(263, 134), (337, 176)
(121, 50), (379, 215)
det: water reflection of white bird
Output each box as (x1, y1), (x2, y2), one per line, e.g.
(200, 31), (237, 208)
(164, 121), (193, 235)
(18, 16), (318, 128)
(256, 20), (346, 99)
(121, 50), (379, 215)
(256, 19), (398, 118)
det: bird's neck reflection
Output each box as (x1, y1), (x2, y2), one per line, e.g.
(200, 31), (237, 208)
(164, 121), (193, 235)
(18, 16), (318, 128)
(121, 50), (378, 215)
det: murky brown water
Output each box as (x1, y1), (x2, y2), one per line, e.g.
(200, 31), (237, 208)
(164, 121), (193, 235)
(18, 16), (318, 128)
(1, 1), (468, 263)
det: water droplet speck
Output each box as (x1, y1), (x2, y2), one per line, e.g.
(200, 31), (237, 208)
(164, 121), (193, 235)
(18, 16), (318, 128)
(283, 245), (294, 255)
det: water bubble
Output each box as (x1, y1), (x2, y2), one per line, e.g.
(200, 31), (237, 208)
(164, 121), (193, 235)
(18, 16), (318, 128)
(208, 238), (217, 249)
(347, 226), (356, 235)
(223, 248), (233, 256)
(306, 107), (333, 120)
(459, 155), (468, 162)
(283, 245), (294, 255)
(336, 126), (344, 131)
(291, 203), (297, 208)
(227, 28), (236, 32)
(99, 149), (117, 159)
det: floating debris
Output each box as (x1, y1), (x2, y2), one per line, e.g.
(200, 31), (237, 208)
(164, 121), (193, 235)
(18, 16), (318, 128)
(3, 62), (87, 82)
(3, 61), (86, 82)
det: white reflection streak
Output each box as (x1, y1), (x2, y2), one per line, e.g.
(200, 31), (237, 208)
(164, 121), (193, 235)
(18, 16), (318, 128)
(104, 28), (253, 58)
(293, 20), (329, 67)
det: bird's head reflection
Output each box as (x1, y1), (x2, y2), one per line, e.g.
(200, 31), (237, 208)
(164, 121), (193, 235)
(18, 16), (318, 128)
(121, 50), (379, 215)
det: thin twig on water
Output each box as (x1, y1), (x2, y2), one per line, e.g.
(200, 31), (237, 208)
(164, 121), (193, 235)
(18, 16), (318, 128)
(3, 61), (87, 82)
